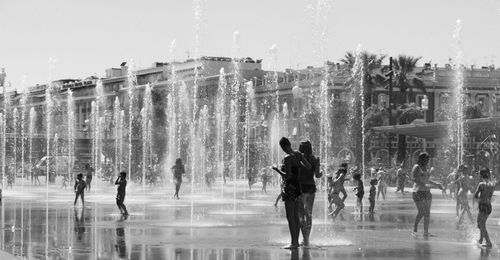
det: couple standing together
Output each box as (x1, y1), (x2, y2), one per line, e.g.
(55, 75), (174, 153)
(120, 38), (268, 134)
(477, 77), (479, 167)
(273, 137), (322, 249)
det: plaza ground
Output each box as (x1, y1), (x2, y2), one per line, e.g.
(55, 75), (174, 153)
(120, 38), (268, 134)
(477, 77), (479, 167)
(0, 179), (499, 259)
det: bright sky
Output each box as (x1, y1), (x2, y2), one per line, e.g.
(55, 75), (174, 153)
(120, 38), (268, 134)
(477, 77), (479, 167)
(1, 0), (499, 88)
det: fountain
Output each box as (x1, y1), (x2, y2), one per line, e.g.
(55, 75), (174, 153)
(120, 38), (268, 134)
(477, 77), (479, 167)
(451, 19), (465, 167)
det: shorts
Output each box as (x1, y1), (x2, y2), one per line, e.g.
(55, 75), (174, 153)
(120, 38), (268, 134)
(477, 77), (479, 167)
(330, 193), (343, 205)
(478, 202), (492, 215)
(300, 184), (317, 194)
(413, 191), (432, 203)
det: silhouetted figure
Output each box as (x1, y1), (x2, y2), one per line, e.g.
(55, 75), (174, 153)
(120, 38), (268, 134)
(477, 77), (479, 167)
(115, 171), (128, 216)
(353, 172), (364, 214)
(369, 178), (378, 214)
(172, 158), (185, 199)
(74, 173), (86, 206)
(297, 140), (321, 247)
(85, 164), (93, 192)
(272, 137), (311, 250)
(328, 163), (349, 219)
(395, 163), (406, 193)
(474, 168), (495, 248)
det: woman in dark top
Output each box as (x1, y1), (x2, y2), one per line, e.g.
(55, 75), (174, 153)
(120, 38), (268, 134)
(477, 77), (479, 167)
(272, 137), (311, 249)
(297, 140), (321, 247)
(172, 158), (185, 199)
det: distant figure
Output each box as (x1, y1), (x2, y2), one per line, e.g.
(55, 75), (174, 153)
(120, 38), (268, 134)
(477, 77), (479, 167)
(172, 158), (185, 199)
(73, 173), (86, 206)
(85, 165), (93, 192)
(115, 171), (129, 216)
(353, 172), (364, 214)
(61, 174), (69, 189)
(411, 152), (444, 237)
(261, 168), (270, 193)
(395, 163), (406, 193)
(376, 169), (387, 200)
(474, 168), (495, 248)
(369, 178), (378, 214)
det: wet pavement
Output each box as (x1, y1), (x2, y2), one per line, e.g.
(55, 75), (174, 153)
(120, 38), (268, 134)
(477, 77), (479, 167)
(0, 180), (499, 259)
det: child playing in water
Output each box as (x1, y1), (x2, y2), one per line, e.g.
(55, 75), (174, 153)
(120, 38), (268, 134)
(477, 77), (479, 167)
(474, 168), (495, 248)
(353, 172), (364, 213)
(369, 178), (378, 214)
(328, 163), (349, 219)
(115, 171), (129, 216)
(74, 173), (86, 206)
(455, 165), (473, 227)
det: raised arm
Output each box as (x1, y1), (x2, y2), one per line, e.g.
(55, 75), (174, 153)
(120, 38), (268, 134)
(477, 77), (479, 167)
(314, 157), (322, 178)
(115, 177), (121, 185)
(474, 183), (482, 200)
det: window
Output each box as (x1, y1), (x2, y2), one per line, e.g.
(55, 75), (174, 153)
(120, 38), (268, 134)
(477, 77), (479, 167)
(439, 93), (450, 110)
(496, 95), (500, 112)
(378, 94), (388, 108)
(476, 94), (489, 115)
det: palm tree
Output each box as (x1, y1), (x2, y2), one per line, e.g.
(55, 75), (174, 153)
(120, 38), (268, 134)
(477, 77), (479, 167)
(341, 51), (386, 108)
(391, 55), (425, 164)
(392, 55), (425, 104)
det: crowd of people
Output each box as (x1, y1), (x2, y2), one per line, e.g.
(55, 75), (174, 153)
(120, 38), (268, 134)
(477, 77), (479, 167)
(272, 137), (497, 250)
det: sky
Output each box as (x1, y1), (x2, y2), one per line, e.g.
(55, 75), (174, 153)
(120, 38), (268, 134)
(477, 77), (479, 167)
(0, 0), (500, 89)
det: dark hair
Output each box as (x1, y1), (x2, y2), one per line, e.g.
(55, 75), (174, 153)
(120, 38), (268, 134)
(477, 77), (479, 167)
(417, 152), (430, 165)
(175, 158), (183, 166)
(298, 140), (313, 155)
(279, 137), (291, 149)
(370, 178), (378, 186)
(353, 172), (362, 181)
(120, 171), (127, 178)
(77, 173), (83, 179)
(340, 163), (348, 168)
(480, 168), (490, 179)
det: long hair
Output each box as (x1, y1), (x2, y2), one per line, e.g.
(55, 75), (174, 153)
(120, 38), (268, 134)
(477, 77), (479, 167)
(417, 152), (430, 166)
(298, 140), (313, 156)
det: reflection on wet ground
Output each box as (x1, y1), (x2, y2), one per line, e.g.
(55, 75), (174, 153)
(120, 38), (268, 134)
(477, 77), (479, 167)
(0, 182), (499, 259)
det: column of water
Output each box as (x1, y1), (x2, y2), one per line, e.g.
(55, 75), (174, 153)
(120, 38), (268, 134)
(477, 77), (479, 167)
(229, 100), (237, 213)
(67, 89), (75, 183)
(452, 20), (465, 166)
(45, 83), (54, 257)
(95, 80), (104, 186)
(2, 92), (10, 189)
(90, 101), (97, 179)
(114, 98), (121, 174)
(20, 84), (28, 188)
(200, 105), (208, 189)
(244, 82), (255, 193)
(127, 63), (137, 182)
(29, 108), (36, 186)
(54, 134), (59, 182)
(13, 108), (18, 187)
(216, 68), (227, 195)
(269, 45), (279, 166)
(166, 93), (176, 179)
(141, 84), (152, 189)
(319, 73), (331, 223)
(120, 110), (125, 174)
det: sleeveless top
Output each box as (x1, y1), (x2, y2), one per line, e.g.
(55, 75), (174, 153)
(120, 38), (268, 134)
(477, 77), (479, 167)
(412, 164), (430, 192)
